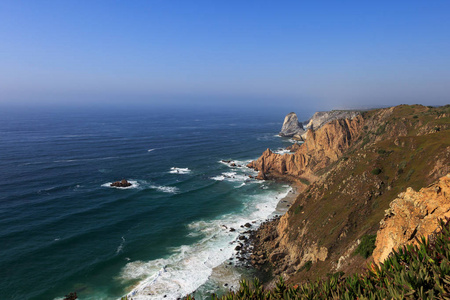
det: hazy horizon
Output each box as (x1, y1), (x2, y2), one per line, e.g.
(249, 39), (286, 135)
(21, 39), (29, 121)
(1, 1), (449, 111)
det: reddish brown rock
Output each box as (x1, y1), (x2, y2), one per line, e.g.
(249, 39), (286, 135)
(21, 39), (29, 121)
(255, 171), (267, 180)
(372, 174), (450, 264)
(110, 179), (132, 187)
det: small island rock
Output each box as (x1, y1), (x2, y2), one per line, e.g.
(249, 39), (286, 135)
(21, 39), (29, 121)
(110, 179), (132, 187)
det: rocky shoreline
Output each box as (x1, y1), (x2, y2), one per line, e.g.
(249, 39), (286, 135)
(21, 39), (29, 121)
(230, 185), (300, 279)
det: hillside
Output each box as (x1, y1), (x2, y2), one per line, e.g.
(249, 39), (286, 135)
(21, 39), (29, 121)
(192, 218), (450, 299)
(248, 104), (450, 286)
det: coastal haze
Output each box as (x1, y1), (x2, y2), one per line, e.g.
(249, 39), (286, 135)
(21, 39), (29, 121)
(0, 1), (449, 109)
(1, 1), (449, 300)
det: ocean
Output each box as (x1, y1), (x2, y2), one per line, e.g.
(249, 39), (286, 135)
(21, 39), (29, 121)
(0, 105), (311, 300)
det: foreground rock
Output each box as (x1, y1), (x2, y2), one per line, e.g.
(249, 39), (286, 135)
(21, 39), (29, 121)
(372, 174), (450, 264)
(110, 179), (132, 187)
(279, 112), (305, 139)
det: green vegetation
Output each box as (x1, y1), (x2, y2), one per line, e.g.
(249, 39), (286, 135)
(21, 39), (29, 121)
(185, 220), (450, 299)
(371, 168), (382, 175)
(293, 205), (303, 215)
(405, 169), (415, 182)
(299, 178), (310, 186)
(298, 260), (312, 272)
(375, 124), (386, 135)
(353, 234), (376, 258)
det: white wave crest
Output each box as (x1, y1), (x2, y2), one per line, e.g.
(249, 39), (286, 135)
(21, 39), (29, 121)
(211, 172), (252, 183)
(150, 185), (179, 194)
(116, 237), (126, 254)
(273, 148), (294, 155)
(169, 167), (191, 174)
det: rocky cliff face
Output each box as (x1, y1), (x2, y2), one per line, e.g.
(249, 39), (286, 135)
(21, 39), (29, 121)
(304, 110), (361, 130)
(279, 112), (305, 138)
(249, 104), (450, 286)
(248, 115), (364, 180)
(372, 174), (450, 264)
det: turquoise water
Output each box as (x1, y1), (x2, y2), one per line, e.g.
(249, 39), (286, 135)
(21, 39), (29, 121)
(0, 106), (311, 299)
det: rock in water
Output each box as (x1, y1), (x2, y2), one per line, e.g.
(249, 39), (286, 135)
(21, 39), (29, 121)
(110, 179), (132, 187)
(279, 112), (305, 137)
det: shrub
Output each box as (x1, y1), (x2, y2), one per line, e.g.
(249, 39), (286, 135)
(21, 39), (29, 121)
(299, 178), (310, 186)
(371, 168), (382, 175)
(294, 205), (303, 214)
(405, 169), (415, 181)
(375, 124), (386, 135)
(354, 234), (377, 258)
(299, 260), (312, 272)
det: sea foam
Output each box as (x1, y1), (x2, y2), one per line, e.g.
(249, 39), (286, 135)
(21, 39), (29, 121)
(121, 186), (292, 299)
(169, 167), (191, 174)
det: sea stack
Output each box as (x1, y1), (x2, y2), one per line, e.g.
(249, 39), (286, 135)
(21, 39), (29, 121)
(110, 179), (132, 187)
(279, 112), (305, 140)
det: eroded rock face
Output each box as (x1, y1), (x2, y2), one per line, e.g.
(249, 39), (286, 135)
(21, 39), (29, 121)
(372, 174), (450, 264)
(304, 110), (360, 130)
(279, 112), (305, 138)
(249, 115), (364, 178)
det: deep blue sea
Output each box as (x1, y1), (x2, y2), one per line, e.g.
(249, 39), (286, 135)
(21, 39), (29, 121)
(0, 105), (312, 300)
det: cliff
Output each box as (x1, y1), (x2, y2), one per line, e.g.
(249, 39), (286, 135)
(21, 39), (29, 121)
(248, 115), (364, 182)
(248, 104), (450, 286)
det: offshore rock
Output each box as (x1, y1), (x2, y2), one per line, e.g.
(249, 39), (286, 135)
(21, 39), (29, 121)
(304, 110), (361, 130)
(372, 174), (450, 264)
(279, 112), (305, 138)
(110, 179), (132, 187)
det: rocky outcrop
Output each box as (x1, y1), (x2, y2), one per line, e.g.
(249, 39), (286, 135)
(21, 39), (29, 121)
(279, 112), (305, 138)
(304, 110), (361, 130)
(110, 179), (132, 187)
(372, 174), (450, 264)
(248, 115), (364, 179)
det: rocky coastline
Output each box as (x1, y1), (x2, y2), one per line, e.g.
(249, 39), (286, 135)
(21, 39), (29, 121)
(239, 105), (450, 288)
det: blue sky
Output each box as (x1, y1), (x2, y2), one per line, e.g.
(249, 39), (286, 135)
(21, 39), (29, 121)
(0, 1), (449, 110)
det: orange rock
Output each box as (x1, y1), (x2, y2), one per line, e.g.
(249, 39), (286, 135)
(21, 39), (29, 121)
(249, 116), (363, 178)
(372, 174), (450, 264)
